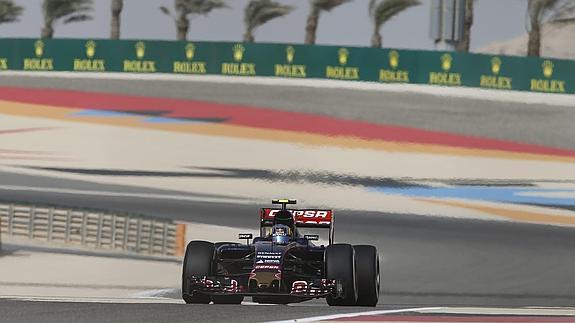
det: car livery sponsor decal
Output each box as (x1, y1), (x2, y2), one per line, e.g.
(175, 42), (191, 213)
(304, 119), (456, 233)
(262, 209), (333, 226)
(254, 264), (280, 270)
(223, 279), (239, 293)
(256, 251), (281, 259)
(255, 251), (282, 266)
(256, 258), (280, 264)
(291, 280), (308, 293)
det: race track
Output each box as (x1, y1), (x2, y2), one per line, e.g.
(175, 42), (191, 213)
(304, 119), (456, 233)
(1, 179), (575, 322)
(2, 173), (575, 307)
(1, 73), (574, 149)
(0, 74), (574, 322)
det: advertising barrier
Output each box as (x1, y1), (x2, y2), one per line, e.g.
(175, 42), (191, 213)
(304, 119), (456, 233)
(0, 38), (573, 94)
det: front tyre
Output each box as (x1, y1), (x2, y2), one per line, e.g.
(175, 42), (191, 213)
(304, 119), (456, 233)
(182, 240), (214, 304)
(325, 243), (357, 306)
(353, 245), (380, 306)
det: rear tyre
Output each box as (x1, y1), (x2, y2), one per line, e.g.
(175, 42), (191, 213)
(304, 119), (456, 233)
(353, 245), (380, 307)
(325, 243), (357, 306)
(182, 240), (214, 304)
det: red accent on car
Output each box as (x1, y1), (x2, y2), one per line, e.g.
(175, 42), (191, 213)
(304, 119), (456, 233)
(261, 208), (333, 227)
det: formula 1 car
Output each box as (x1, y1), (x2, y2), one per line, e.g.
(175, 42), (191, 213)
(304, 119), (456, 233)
(181, 199), (380, 306)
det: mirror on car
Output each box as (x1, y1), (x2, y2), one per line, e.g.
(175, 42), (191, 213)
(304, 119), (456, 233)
(304, 234), (319, 241)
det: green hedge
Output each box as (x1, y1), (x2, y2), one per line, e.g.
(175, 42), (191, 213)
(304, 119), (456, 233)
(0, 38), (572, 94)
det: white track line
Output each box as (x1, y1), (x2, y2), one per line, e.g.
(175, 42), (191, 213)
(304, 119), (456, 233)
(265, 307), (442, 323)
(268, 306), (575, 322)
(3, 71), (575, 107)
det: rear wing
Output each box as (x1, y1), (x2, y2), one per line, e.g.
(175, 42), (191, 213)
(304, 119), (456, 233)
(260, 208), (334, 244)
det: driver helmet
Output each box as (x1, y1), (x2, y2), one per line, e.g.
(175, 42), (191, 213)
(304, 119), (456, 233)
(271, 224), (292, 245)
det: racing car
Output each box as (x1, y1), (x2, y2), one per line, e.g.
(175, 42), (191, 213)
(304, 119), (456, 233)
(181, 199), (380, 306)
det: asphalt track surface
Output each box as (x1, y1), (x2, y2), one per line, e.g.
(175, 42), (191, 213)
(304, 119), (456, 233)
(1, 75), (575, 321)
(1, 172), (575, 323)
(0, 300), (398, 323)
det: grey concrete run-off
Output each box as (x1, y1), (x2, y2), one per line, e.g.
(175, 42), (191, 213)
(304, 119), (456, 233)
(0, 75), (574, 150)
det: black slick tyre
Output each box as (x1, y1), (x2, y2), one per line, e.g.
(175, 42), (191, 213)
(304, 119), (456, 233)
(182, 240), (214, 304)
(325, 243), (357, 306)
(353, 245), (380, 306)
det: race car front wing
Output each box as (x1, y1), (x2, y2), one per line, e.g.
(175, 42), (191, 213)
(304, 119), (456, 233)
(184, 276), (344, 299)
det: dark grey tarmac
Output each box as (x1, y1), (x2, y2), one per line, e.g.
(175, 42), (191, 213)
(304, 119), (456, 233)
(1, 176), (574, 310)
(0, 300), (398, 323)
